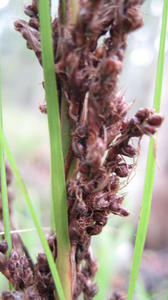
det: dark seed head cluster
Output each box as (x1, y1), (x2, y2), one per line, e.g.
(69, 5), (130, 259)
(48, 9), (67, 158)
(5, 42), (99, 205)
(0, 0), (163, 299)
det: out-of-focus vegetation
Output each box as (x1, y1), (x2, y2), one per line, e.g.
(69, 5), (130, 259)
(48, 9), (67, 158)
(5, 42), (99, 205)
(0, 1), (168, 299)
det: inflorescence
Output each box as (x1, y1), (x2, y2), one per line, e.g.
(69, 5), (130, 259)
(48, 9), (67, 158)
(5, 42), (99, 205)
(0, 1), (163, 299)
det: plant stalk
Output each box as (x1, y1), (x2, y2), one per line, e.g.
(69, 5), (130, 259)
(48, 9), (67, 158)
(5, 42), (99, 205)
(0, 129), (65, 300)
(61, 93), (71, 161)
(127, 0), (168, 299)
(39, 1), (72, 299)
(0, 68), (12, 257)
(69, 0), (79, 23)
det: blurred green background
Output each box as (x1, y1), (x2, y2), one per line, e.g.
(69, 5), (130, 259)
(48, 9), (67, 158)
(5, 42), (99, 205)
(0, 1), (168, 299)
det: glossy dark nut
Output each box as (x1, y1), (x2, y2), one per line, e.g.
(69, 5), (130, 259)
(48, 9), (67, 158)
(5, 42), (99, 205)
(115, 164), (128, 177)
(0, 240), (8, 254)
(147, 114), (163, 126)
(135, 108), (150, 121)
(143, 124), (157, 135)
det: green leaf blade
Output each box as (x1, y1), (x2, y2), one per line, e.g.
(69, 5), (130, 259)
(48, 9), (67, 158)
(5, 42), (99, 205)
(38, 1), (72, 298)
(0, 68), (12, 257)
(127, 1), (168, 299)
(0, 129), (65, 300)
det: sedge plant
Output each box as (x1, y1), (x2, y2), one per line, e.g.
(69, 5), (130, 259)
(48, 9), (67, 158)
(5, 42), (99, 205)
(0, 1), (166, 300)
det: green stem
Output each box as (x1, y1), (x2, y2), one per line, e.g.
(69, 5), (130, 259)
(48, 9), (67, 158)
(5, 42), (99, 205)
(0, 68), (12, 257)
(39, 1), (72, 299)
(0, 129), (65, 300)
(127, 1), (168, 299)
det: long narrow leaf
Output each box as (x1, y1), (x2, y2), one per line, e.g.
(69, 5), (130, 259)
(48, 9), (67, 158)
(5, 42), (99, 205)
(0, 129), (65, 300)
(127, 1), (168, 299)
(38, 1), (72, 299)
(0, 68), (12, 257)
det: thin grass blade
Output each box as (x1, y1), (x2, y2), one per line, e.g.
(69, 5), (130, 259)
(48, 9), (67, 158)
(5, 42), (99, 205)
(0, 67), (12, 257)
(38, 1), (72, 298)
(0, 129), (65, 300)
(127, 1), (168, 299)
